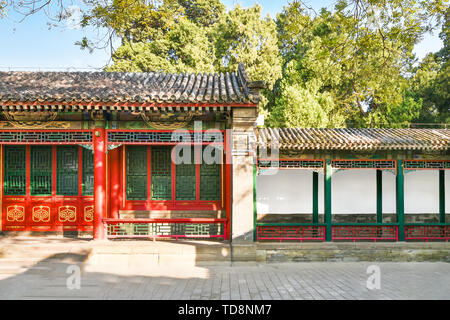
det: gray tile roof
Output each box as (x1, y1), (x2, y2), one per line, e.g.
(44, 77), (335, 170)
(256, 128), (450, 151)
(0, 63), (264, 109)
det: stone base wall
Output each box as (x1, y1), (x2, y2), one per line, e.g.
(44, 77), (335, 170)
(257, 213), (449, 224)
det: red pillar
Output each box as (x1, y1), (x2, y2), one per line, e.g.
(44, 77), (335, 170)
(225, 130), (232, 240)
(109, 147), (121, 219)
(93, 128), (107, 240)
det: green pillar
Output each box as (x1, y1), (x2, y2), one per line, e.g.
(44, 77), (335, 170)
(376, 170), (383, 223)
(396, 160), (405, 241)
(313, 172), (319, 223)
(440, 170), (446, 223)
(324, 160), (332, 241)
(253, 163), (257, 241)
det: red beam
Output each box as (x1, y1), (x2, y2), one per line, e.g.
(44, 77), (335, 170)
(104, 218), (227, 224)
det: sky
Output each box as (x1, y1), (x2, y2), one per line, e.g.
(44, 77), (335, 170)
(0, 0), (444, 71)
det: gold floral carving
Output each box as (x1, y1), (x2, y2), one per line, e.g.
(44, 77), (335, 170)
(6, 206), (25, 222)
(59, 206), (77, 222)
(32, 206), (51, 222)
(84, 206), (94, 222)
(140, 111), (196, 130)
(1, 111), (70, 129)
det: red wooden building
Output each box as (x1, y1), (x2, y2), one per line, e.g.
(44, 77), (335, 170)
(0, 65), (448, 243)
(0, 64), (264, 240)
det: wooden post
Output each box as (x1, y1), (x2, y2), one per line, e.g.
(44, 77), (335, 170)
(324, 160), (332, 241)
(440, 170), (445, 223)
(396, 160), (405, 241)
(376, 170), (383, 223)
(93, 128), (107, 240)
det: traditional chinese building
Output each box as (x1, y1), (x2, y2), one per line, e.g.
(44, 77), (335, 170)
(0, 65), (448, 242)
(255, 128), (450, 242)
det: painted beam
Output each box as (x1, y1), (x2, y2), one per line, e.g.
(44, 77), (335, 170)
(396, 160), (405, 241)
(324, 160), (332, 241)
(376, 170), (383, 223)
(440, 170), (446, 223)
(313, 171), (319, 224)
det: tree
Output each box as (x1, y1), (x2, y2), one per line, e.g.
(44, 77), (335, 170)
(104, 2), (282, 94)
(213, 4), (282, 90)
(410, 7), (450, 124)
(266, 0), (447, 128)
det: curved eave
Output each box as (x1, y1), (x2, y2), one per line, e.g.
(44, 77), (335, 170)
(0, 100), (258, 111)
(256, 143), (450, 152)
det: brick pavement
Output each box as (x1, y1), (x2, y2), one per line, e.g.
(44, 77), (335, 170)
(0, 258), (449, 300)
(0, 236), (448, 300)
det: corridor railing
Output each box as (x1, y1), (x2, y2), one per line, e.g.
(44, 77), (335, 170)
(104, 218), (227, 240)
(256, 223), (450, 242)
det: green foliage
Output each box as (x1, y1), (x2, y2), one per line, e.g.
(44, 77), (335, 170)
(213, 5), (282, 90)
(0, 1), (6, 17)
(409, 7), (450, 124)
(95, 1), (282, 91)
(266, 0), (447, 128)
(4, 0), (448, 128)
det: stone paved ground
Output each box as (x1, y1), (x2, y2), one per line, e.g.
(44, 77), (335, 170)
(0, 258), (449, 300)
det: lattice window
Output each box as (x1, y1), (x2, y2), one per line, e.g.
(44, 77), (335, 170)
(404, 161), (450, 170)
(57, 146), (79, 196)
(30, 146), (52, 195)
(200, 147), (221, 200)
(126, 146), (148, 200)
(4, 146), (26, 195)
(0, 131), (92, 144)
(151, 146), (172, 200)
(106, 222), (224, 237)
(82, 148), (94, 196)
(175, 147), (196, 200)
(108, 131), (223, 144)
(331, 160), (396, 170)
(258, 159), (324, 169)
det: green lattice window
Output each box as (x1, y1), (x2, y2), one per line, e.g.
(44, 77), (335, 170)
(4, 146), (26, 195)
(151, 146), (172, 200)
(57, 146), (79, 196)
(126, 146), (148, 200)
(82, 148), (94, 196)
(175, 147), (196, 200)
(200, 146), (221, 200)
(30, 146), (52, 196)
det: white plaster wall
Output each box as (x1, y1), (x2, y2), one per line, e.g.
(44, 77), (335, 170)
(256, 170), (313, 214)
(318, 173), (324, 214)
(447, 171), (450, 214)
(405, 170), (439, 214)
(331, 169), (376, 214)
(382, 171), (396, 214)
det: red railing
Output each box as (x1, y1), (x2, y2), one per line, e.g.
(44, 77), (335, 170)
(104, 218), (227, 240)
(405, 224), (450, 241)
(256, 224), (326, 242)
(332, 224), (398, 242)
